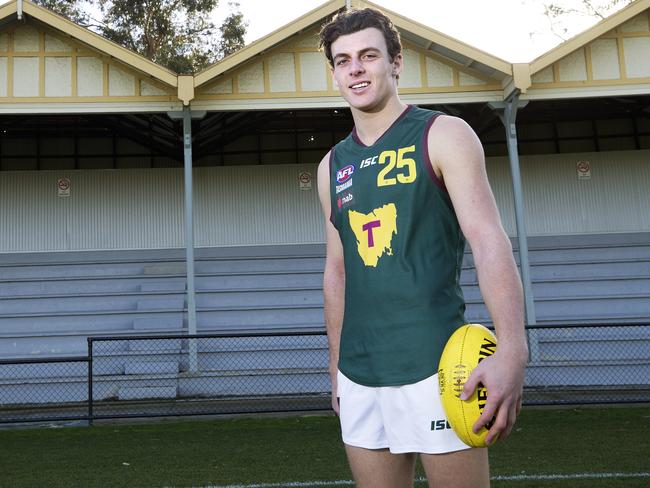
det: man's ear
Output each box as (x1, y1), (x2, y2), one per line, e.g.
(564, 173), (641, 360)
(391, 53), (403, 77)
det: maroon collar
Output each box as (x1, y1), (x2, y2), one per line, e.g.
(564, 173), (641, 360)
(351, 105), (413, 148)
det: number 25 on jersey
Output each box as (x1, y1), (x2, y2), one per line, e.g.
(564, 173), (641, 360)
(377, 145), (417, 187)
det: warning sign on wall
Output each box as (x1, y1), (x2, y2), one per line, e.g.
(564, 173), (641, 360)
(577, 161), (591, 180)
(57, 177), (71, 197)
(299, 171), (312, 191)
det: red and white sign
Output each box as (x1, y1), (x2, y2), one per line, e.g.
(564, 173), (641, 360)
(299, 171), (312, 191)
(57, 177), (71, 197)
(577, 161), (591, 180)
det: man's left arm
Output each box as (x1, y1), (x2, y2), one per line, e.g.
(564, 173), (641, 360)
(428, 115), (529, 445)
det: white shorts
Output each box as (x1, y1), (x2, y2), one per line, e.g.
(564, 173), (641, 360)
(337, 370), (470, 454)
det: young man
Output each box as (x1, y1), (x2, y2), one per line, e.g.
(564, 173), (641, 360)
(317, 8), (529, 488)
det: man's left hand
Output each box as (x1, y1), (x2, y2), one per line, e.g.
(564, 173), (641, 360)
(460, 350), (527, 445)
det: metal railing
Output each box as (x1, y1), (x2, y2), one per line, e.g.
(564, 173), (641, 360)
(1, 324), (649, 425)
(0, 355), (91, 424)
(523, 323), (650, 405)
(87, 331), (330, 424)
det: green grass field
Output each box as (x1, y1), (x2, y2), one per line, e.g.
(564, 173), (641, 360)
(0, 405), (648, 488)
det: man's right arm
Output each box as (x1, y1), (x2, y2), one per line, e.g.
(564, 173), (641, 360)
(317, 152), (345, 414)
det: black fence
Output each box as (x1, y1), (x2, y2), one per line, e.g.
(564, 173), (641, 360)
(523, 323), (650, 405)
(1, 324), (649, 425)
(0, 356), (91, 424)
(88, 331), (330, 423)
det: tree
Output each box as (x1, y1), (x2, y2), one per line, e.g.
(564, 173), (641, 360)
(32, 0), (91, 26)
(217, 2), (247, 59)
(530, 0), (634, 40)
(98, 0), (219, 73)
(32, 0), (248, 73)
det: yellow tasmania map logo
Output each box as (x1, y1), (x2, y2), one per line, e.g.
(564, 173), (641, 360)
(348, 203), (398, 267)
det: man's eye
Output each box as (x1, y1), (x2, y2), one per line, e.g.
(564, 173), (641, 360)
(336, 59), (348, 66)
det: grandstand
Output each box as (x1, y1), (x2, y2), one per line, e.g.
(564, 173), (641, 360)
(1, 0), (649, 416)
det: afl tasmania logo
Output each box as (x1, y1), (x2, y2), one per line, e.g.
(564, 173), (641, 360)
(336, 165), (355, 183)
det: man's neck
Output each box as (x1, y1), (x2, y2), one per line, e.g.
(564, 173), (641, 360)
(352, 97), (408, 146)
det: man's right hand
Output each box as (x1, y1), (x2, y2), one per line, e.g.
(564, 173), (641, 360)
(331, 369), (340, 415)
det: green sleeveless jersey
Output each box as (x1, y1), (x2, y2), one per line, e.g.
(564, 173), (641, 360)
(329, 105), (467, 387)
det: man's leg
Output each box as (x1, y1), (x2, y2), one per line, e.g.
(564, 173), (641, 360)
(345, 445), (416, 488)
(420, 448), (489, 488)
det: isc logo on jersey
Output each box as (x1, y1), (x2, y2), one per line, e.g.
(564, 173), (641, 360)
(359, 155), (379, 169)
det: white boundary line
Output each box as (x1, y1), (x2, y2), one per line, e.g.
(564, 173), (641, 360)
(492, 472), (650, 481)
(190, 482), (355, 488)
(186, 472), (650, 488)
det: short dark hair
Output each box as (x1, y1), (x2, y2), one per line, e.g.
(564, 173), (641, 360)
(319, 8), (402, 67)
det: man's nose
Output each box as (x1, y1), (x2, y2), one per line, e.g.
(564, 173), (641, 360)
(349, 57), (364, 75)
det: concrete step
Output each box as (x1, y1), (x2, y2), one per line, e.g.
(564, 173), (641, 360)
(124, 361), (179, 375)
(0, 310), (184, 334)
(196, 349), (327, 372)
(196, 306), (323, 328)
(465, 297), (650, 324)
(520, 245), (650, 265)
(195, 257), (325, 274)
(0, 262), (147, 281)
(195, 272), (322, 291)
(0, 277), (188, 298)
(0, 294), (184, 315)
(133, 317), (183, 331)
(461, 260), (650, 283)
(0, 278), (140, 297)
(118, 386), (177, 400)
(128, 339), (183, 352)
(140, 281), (186, 292)
(525, 361), (650, 387)
(0, 335), (91, 357)
(0, 277), (319, 298)
(195, 289), (323, 308)
(0, 362), (88, 380)
(144, 264), (186, 275)
(0, 329), (188, 357)
(528, 277), (650, 298)
(136, 298), (184, 311)
(532, 295), (650, 318)
(187, 334), (327, 355)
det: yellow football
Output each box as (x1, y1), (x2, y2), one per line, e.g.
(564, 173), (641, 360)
(438, 323), (498, 447)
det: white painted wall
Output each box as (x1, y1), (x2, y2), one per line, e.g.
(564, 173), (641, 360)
(0, 164), (322, 252)
(488, 149), (650, 236)
(0, 150), (648, 252)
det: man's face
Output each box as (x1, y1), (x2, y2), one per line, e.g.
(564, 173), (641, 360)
(330, 27), (402, 112)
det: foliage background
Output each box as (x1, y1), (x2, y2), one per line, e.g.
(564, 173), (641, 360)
(32, 0), (247, 72)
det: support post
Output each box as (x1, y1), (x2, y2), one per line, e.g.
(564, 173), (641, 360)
(87, 338), (93, 426)
(182, 106), (199, 372)
(17, 0), (23, 20)
(489, 95), (537, 326)
(168, 108), (206, 372)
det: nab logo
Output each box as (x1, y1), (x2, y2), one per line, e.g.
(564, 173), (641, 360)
(337, 191), (354, 210)
(336, 165), (355, 183)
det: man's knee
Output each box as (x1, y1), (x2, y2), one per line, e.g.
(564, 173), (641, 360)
(420, 448), (489, 488)
(345, 446), (416, 488)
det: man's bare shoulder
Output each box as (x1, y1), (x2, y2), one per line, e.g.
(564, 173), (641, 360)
(317, 149), (334, 208)
(429, 114), (478, 142)
(318, 150), (332, 169)
(317, 150), (333, 181)
(428, 114), (483, 165)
